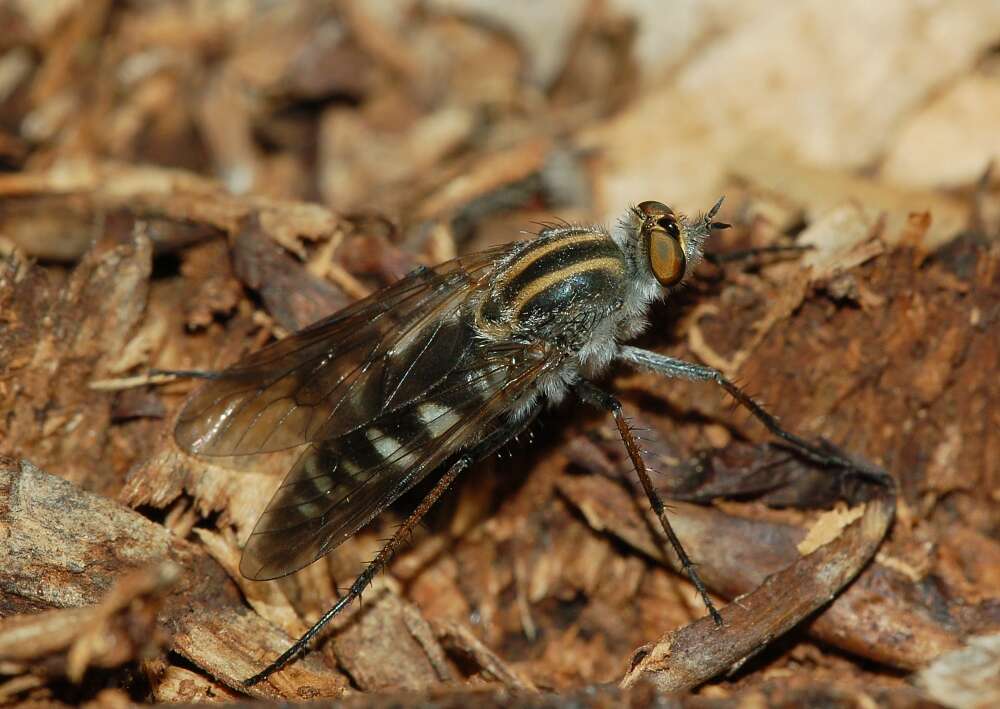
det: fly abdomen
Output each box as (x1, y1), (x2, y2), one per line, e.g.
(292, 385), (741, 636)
(475, 227), (625, 344)
(254, 396), (466, 535)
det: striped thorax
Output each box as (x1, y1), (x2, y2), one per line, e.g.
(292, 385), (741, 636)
(474, 227), (626, 346)
(474, 200), (717, 363)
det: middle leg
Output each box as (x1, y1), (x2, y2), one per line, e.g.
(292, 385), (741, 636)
(575, 379), (724, 626)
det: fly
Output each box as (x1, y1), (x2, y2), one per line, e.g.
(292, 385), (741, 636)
(171, 198), (887, 685)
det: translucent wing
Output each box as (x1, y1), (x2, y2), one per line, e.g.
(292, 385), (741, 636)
(175, 245), (513, 457)
(239, 338), (559, 580)
(173, 241), (560, 579)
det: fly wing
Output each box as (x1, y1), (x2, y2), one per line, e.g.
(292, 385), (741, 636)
(239, 339), (559, 580)
(175, 245), (513, 457)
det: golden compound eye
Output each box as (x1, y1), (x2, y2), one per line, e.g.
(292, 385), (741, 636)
(636, 201), (686, 286)
(649, 230), (686, 286)
(636, 200), (672, 221)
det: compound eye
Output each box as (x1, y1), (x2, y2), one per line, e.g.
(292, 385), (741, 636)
(637, 200), (672, 220)
(657, 216), (681, 239)
(649, 230), (686, 287)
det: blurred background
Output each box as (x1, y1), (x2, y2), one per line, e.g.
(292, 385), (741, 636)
(2, 0), (998, 257)
(1, 1), (999, 706)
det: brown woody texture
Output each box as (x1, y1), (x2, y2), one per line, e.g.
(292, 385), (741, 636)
(1, 2), (999, 707)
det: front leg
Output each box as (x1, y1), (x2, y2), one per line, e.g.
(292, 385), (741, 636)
(575, 379), (724, 627)
(616, 346), (893, 489)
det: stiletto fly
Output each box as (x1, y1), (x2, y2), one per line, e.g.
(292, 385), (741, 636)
(173, 198), (885, 685)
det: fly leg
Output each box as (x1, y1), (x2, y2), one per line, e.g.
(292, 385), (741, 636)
(575, 379), (724, 626)
(616, 346), (893, 488)
(695, 205), (810, 267)
(148, 368), (222, 379)
(243, 408), (538, 686)
(243, 456), (470, 686)
(702, 243), (812, 266)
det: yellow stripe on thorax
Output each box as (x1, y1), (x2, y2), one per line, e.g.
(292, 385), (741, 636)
(510, 257), (623, 316)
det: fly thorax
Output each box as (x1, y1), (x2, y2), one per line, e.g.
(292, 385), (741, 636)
(473, 227), (627, 352)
